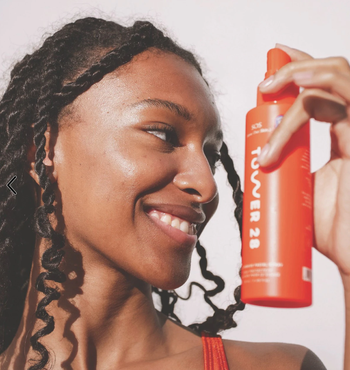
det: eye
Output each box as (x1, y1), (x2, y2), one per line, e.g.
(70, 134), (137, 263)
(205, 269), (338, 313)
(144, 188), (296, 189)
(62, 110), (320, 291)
(145, 123), (179, 146)
(151, 131), (167, 141)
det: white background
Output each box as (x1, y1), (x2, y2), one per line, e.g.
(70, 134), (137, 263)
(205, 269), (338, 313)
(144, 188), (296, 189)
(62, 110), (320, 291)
(0, 1), (348, 369)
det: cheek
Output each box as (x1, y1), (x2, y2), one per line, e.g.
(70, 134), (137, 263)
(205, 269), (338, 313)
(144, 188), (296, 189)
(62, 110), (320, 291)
(204, 192), (219, 219)
(198, 193), (219, 237)
(56, 137), (175, 251)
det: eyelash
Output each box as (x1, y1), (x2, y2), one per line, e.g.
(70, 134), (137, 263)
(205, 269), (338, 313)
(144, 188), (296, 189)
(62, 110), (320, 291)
(145, 123), (222, 172)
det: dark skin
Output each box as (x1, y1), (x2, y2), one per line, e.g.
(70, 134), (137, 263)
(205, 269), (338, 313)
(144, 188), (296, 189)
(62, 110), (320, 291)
(0, 48), (329, 369)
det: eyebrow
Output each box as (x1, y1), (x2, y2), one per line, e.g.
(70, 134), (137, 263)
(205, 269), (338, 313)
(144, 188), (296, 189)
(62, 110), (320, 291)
(130, 98), (193, 121)
(129, 98), (223, 142)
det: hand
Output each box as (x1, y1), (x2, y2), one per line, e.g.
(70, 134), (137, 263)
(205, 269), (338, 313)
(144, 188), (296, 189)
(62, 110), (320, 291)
(257, 43), (350, 277)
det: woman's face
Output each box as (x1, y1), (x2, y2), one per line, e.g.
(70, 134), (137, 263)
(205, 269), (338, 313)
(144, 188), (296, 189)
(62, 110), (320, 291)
(37, 49), (223, 290)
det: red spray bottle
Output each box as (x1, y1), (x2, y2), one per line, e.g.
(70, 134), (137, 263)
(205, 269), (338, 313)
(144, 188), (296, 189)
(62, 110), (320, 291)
(241, 48), (313, 307)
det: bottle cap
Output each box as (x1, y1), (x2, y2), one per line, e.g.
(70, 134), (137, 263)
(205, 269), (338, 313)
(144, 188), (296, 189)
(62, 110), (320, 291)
(257, 48), (299, 106)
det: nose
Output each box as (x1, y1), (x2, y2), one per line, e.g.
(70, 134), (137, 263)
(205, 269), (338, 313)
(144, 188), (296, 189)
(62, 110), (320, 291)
(172, 147), (218, 205)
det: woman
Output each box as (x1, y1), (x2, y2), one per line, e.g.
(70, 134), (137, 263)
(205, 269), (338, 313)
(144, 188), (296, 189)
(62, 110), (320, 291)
(0, 17), (347, 369)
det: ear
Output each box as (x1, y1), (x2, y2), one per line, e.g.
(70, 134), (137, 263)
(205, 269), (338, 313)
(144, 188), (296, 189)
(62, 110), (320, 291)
(28, 123), (58, 186)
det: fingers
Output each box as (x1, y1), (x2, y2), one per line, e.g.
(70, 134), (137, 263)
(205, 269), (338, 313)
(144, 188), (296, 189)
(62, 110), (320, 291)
(330, 119), (350, 159)
(292, 69), (350, 104)
(257, 88), (348, 167)
(259, 56), (350, 95)
(275, 43), (313, 62)
(256, 49), (350, 168)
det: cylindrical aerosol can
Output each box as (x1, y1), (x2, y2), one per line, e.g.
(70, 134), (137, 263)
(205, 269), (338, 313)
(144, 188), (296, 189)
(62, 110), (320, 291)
(241, 48), (313, 307)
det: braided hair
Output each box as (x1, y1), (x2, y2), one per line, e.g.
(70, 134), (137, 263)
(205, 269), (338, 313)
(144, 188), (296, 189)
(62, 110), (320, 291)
(0, 17), (245, 370)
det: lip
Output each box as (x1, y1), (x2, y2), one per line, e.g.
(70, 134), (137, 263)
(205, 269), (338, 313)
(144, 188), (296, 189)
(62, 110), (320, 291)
(145, 210), (198, 248)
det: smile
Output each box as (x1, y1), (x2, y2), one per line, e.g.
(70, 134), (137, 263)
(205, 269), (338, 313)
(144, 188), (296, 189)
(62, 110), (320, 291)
(148, 209), (197, 235)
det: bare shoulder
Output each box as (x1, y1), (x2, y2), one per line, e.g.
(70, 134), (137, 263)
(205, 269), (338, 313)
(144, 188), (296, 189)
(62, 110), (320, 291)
(222, 339), (327, 370)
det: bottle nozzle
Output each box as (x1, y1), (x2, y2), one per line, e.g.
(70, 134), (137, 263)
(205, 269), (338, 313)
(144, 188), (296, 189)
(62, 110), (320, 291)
(257, 48), (299, 106)
(265, 48), (292, 79)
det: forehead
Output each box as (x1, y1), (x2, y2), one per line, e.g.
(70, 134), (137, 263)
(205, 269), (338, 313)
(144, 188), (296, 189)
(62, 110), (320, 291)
(66, 49), (222, 135)
(60, 49), (221, 142)
(109, 49), (214, 101)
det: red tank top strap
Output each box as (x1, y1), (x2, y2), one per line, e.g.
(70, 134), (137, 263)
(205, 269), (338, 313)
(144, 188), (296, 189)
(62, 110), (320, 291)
(201, 331), (230, 370)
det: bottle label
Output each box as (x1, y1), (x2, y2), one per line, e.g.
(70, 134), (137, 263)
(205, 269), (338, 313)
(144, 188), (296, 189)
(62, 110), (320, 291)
(249, 147), (261, 250)
(242, 104), (313, 305)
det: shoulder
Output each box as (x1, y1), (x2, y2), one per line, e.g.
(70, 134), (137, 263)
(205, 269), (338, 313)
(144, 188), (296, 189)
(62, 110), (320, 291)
(222, 339), (327, 370)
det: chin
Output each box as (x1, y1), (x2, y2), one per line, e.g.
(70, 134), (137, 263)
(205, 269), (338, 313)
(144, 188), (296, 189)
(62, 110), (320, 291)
(148, 265), (191, 291)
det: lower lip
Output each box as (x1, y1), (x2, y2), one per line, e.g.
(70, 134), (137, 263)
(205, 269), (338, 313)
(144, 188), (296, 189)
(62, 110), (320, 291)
(145, 212), (198, 248)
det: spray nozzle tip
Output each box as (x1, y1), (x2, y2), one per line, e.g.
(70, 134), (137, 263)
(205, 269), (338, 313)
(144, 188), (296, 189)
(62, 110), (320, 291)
(266, 48), (291, 79)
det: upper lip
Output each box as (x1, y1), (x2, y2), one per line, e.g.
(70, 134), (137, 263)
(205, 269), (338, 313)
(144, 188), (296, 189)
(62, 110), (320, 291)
(144, 203), (206, 225)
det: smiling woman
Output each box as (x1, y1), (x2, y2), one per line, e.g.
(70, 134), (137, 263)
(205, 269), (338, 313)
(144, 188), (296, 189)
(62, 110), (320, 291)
(0, 18), (246, 370)
(0, 17), (329, 370)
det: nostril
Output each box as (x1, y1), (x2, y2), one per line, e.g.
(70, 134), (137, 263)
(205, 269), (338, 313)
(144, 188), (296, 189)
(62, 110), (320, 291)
(184, 188), (201, 196)
(173, 168), (217, 203)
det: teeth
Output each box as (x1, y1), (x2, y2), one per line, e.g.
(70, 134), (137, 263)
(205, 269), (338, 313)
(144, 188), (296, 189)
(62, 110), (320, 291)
(180, 221), (189, 233)
(149, 210), (196, 235)
(149, 212), (160, 220)
(160, 214), (172, 225)
(171, 218), (180, 229)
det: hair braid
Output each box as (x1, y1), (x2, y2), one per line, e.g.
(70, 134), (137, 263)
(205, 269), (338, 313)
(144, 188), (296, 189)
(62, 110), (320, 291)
(152, 287), (181, 322)
(0, 18), (122, 368)
(27, 47), (69, 370)
(0, 51), (46, 355)
(220, 142), (244, 239)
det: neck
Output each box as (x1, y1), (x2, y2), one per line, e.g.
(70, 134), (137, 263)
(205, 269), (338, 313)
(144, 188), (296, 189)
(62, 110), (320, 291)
(3, 233), (171, 370)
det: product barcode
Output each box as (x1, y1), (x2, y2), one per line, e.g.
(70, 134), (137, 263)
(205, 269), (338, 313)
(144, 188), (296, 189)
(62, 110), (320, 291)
(302, 267), (312, 282)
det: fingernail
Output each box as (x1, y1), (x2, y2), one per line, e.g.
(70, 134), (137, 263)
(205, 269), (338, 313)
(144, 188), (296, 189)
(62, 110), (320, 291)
(293, 71), (314, 83)
(259, 75), (274, 89)
(257, 143), (270, 165)
(275, 43), (290, 49)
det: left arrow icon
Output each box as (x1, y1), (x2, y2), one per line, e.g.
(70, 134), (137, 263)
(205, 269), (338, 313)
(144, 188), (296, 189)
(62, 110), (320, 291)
(7, 176), (17, 195)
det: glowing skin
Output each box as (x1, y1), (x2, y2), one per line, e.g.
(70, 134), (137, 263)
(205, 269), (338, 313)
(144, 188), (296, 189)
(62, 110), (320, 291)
(3, 50), (223, 369)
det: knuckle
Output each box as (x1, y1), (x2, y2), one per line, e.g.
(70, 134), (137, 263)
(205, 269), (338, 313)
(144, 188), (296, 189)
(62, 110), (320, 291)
(285, 62), (299, 78)
(336, 56), (350, 69)
(329, 56), (350, 71)
(275, 62), (295, 80)
(287, 62), (297, 73)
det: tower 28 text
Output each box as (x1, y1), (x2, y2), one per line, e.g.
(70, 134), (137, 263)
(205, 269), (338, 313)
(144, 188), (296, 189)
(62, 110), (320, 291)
(249, 147), (261, 249)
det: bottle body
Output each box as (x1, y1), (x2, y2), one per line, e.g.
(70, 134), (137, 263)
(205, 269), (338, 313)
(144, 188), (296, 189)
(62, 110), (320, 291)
(241, 103), (313, 307)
